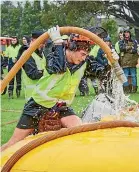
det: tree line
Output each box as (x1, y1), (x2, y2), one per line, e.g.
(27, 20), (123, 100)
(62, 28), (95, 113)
(1, 1), (139, 43)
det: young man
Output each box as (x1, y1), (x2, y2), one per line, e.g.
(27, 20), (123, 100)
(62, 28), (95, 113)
(5, 36), (21, 98)
(118, 29), (138, 93)
(1, 26), (104, 151)
(17, 31), (47, 101)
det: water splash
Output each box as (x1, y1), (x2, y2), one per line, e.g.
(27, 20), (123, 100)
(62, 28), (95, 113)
(82, 69), (139, 123)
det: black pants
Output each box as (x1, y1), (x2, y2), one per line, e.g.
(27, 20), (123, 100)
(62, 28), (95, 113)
(78, 76), (89, 94)
(8, 58), (22, 91)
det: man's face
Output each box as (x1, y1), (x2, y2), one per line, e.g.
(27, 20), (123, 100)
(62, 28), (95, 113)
(124, 32), (130, 38)
(71, 50), (88, 65)
(22, 37), (28, 45)
(11, 38), (17, 45)
(119, 33), (124, 40)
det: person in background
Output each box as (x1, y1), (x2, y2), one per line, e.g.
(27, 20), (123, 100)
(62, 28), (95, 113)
(17, 32), (47, 102)
(115, 31), (124, 55)
(1, 26), (108, 151)
(78, 27), (108, 96)
(5, 36), (21, 98)
(118, 29), (138, 93)
(96, 37), (119, 93)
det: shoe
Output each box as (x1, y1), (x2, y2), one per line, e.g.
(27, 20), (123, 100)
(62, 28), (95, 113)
(132, 86), (138, 93)
(80, 92), (85, 96)
(123, 86), (130, 94)
(129, 85), (132, 93)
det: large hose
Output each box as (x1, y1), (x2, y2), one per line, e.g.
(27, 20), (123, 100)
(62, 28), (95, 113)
(2, 121), (139, 172)
(0, 26), (114, 93)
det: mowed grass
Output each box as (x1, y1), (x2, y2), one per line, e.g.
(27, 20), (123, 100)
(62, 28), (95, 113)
(1, 69), (139, 144)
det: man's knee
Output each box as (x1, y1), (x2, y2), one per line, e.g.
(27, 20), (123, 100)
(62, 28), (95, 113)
(60, 115), (82, 128)
(1, 128), (33, 151)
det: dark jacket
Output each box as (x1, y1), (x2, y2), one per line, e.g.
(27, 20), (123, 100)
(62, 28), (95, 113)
(17, 45), (44, 80)
(119, 38), (138, 68)
(96, 48), (108, 67)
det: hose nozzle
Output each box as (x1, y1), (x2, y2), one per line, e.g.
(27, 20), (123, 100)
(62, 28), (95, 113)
(112, 61), (127, 84)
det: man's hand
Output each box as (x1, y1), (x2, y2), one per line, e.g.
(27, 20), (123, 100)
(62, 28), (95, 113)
(48, 25), (63, 44)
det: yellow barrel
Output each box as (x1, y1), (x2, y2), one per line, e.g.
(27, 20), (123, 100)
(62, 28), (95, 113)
(1, 121), (139, 172)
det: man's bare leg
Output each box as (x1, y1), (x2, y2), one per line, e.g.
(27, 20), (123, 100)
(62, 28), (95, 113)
(61, 115), (82, 128)
(1, 128), (33, 152)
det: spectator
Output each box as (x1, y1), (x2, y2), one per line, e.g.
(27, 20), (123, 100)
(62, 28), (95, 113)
(118, 29), (138, 93)
(17, 32), (47, 102)
(78, 27), (108, 96)
(5, 36), (21, 98)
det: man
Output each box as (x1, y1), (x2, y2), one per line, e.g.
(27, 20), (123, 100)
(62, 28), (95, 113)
(78, 27), (108, 96)
(5, 36), (21, 98)
(118, 29), (138, 93)
(1, 26), (106, 151)
(17, 31), (47, 101)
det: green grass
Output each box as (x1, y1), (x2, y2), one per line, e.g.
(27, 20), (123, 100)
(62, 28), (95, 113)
(1, 69), (139, 144)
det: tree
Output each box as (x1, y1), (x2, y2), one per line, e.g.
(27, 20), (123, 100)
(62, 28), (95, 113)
(1, 1), (21, 36)
(104, 1), (139, 41)
(102, 19), (118, 43)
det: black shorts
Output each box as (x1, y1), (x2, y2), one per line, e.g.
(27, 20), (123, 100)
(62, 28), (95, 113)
(17, 98), (76, 129)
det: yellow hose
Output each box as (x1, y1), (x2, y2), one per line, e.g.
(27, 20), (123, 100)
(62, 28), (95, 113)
(0, 26), (113, 93)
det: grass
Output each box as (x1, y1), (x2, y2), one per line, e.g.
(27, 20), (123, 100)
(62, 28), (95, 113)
(1, 69), (139, 145)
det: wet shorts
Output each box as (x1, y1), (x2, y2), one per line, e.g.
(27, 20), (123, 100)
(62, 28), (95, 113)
(17, 98), (76, 129)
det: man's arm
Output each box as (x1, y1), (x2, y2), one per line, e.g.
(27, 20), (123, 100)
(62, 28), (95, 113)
(119, 40), (126, 52)
(46, 44), (66, 74)
(23, 58), (43, 80)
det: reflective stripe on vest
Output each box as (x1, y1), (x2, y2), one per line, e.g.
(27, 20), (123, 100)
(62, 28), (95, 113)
(23, 52), (46, 101)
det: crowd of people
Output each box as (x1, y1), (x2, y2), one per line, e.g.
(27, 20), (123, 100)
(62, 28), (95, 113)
(1, 26), (139, 151)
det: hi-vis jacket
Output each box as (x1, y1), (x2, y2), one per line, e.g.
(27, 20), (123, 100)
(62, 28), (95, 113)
(32, 45), (86, 108)
(17, 45), (47, 101)
(5, 44), (21, 62)
(89, 44), (100, 58)
(22, 52), (47, 101)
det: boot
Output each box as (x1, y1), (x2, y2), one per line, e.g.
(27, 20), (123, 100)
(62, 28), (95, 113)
(123, 86), (130, 94)
(129, 85), (132, 93)
(93, 87), (98, 95)
(132, 86), (138, 93)
(16, 89), (21, 98)
(80, 91), (85, 96)
(8, 90), (13, 99)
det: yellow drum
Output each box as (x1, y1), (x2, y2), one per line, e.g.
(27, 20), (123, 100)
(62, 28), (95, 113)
(1, 121), (139, 172)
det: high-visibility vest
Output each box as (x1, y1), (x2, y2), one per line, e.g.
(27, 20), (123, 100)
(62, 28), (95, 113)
(89, 45), (100, 58)
(115, 41), (120, 54)
(23, 52), (47, 101)
(32, 63), (86, 108)
(5, 44), (21, 61)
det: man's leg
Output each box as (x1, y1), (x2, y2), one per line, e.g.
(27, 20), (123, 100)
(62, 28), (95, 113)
(16, 69), (22, 97)
(61, 115), (82, 128)
(8, 63), (14, 98)
(130, 67), (137, 93)
(1, 128), (33, 151)
(123, 68), (130, 93)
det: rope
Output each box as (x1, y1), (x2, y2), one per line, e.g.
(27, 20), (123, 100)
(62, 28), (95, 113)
(1, 109), (21, 113)
(2, 120), (139, 172)
(1, 120), (18, 127)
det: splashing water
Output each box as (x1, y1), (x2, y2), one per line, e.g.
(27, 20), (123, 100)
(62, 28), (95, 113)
(82, 69), (139, 123)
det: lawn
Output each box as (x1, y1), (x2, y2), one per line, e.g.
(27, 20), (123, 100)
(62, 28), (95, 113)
(1, 69), (139, 145)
